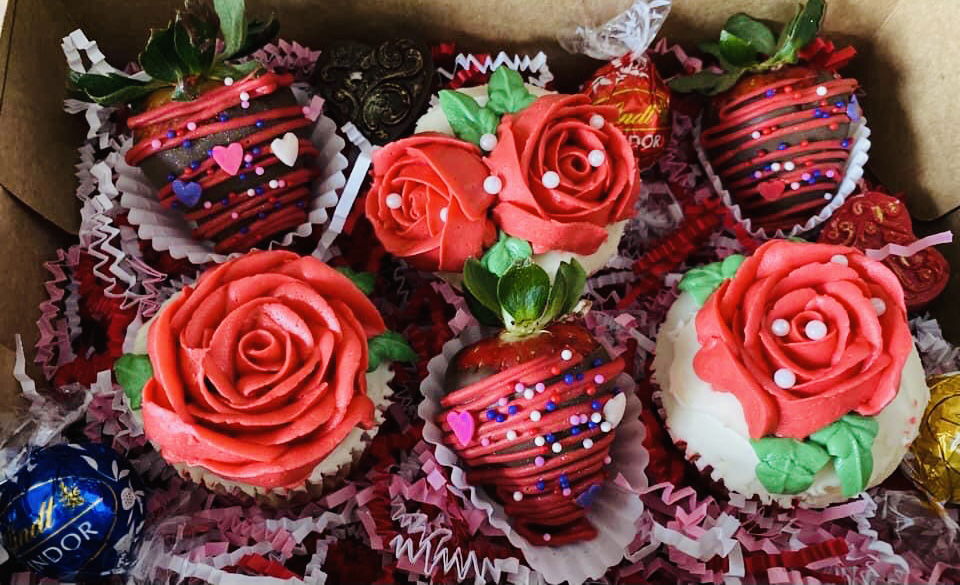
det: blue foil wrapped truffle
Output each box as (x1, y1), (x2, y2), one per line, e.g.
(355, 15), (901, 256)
(0, 443), (146, 580)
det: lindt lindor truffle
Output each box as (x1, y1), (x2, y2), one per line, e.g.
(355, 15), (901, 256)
(0, 443), (146, 581)
(562, 0), (673, 170)
(904, 373), (960, 503)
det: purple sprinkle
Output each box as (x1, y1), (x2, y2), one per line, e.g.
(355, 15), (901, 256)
(545, 401), (556, 412)
(778, 142), (788, 150)
(190, 160), (201, 170)
(564, 373), (574, 384)
(240, 226), (250, 234)
(575, 372), (584, 381)
(813, 109), (822, 118)
(588, 421), (598, 429)
(591, 400), (601, 410)
(592, 358), (603, 367)
(182, 139), (193, 149)
(255, 120), (265, 128)
(764, 89), (775, 97)
(508, 405), (519, 415)
(166, 173), (177, 182)
(257, 212), (267, 219)
(496, 413), (506, 423)
(274, 202), (282, 209)
(842, 139), (851, 148)
(536, 480), (546, 490)
(218, 113), (229, 122)
(255, 187), (265, 195)
(238, 174), (247, 181)
(296, 201), (305, 208)
(166, 130), (176, 138)
(221, 198), (229, 206)
(207, 149), (215, 157)
(545, 433), (555, 443)
(571, 426), (581, 436)
(486, 410), (496, 421)
(252, 147), (261, 155)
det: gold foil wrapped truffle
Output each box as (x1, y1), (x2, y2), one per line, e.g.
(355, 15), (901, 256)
(906, 373), (960, 502)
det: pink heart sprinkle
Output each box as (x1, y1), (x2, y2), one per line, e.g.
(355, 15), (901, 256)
(212, 142), (244, 176)
(446, 410), (475, 447)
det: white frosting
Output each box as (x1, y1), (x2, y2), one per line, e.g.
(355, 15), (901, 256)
(652, 291), (930, 508)
(416, 83), (626, 278)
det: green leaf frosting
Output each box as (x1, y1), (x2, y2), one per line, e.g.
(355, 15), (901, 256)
(367, 331), (418, 372)
(336, 266), (376, 295)
(438, 90), (499, 145)
(809, 414), (878, 497)
(678, 254), (745, 306)
(113, 354), (153, 410)
(751, 437), (831, 494)
(481, 232), (533, 277)
(486, 67), (536, 115)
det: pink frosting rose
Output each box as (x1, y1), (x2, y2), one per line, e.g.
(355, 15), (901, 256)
(693, 240), (913, 439)
(487, 94), (640, 255)
(366, 133), (497, 271)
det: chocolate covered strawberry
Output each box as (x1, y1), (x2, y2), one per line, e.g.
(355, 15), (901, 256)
(69, 0), (319, 254)
(671, 0), (861, 234)
(437, 257), (628, 546)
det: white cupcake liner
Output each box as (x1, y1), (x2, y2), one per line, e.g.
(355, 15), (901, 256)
(694, 107), (871, 239)
(120, 102), (347, 265)
(419, 326), (649, 585)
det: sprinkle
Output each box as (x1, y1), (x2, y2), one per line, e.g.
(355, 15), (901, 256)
(486, 410), (496, 421)
(221, 198), (230, 206)
(579, 414), (588, 424)
(252, 147), (261, 155)
(593, 374), (605, 384)
(239, 91), (250, 101)
(480, 437), (490, 447)
(562, 488), (572, 496)
(523, 389), (535, 400)
(258, 212), (266, 219)
(600, 422), (612, 432)
(240, 226), (249, 234)
(790, 181), (801, 190)
(230, 212), (239, 220)
(224, 77), (234, 86)
(385, 193), (402, 209)
(575, 373), (584, 381)
(530, 411), (542, 422)
(751, 131), (761, 139)
(569, 415), (580, 425)
(816, 85), (828, 96)
(559, 474), (569, 486)
(563, 373), (574, 385)
(241, 101), (250, 109)
(541, 171), (560, 189)
(842, 138), (851, 148)
(186, 121), (197, 131)
(243, 154), (253, 163)
(483, 175), (502, 195)
(278, 180), (286, 188)
(571, 426), (581, 436)
(150, 139), (162, 148)
(560, 349), (573, 361)
(824, 193), (833, 200)
(479, 133), (498, 151)
(764, 89), (776, 97)
(508, 405), (519, 415)
(871, 297), (887, 315)
(506, 430), (518, 441)
(805, 320), (828, 340)
(218, 113), (229, 122)
(498, 397), (509, 407)
(551, 443), (562, 453)
(255, 120), (265, 128)
(269, 179), (279, 189)
(784, 161), (796, 171)
(183, 140), (193, 149)
(774, 368), (796, 389)
(203, 201), (212, 209)
(439, 206), (449, 222)
(513, 491), (523, 501)
(513, 382), (526, 393)
(534, 456), (545, 467)
(167, 173), (177, 182)
(589, 114), (605, 128)
(255, 166), (265, 176)
(534, 436), (545, 446)
(190, 160), (201, 170)
(238, 173), (247, 181)
(604, 456), (612, 464)
(536, 480), (546, 490)
(166, 130), (176, 138)
(588, 149), (605, 167)
(496, 414), (506, 423)
(543, 533), (552, 542)
(588, 422), (598, 429)
(255, 187), (265, 195)
(831, 254), (848, 265)
(582, 438), (594, 449)
(535, 383), (546, 393)
(591, 412), (602, 423)
(770, 162), (782, 172)
(826, 169), (837, 178)
(801, 172), (812, 181)
(777, 142), (788, 150)
(592, 358), (603, 367)
(545, 401), (556, 412)
(813, 109), (822, 118)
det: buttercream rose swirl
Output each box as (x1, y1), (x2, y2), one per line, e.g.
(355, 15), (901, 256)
(142, 250), (386, 488)
(366, 133), (497, 272)
(693, 241), (913, 439)
(488, 94), (640, 255)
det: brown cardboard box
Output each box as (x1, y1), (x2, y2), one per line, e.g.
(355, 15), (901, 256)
(0, 0), (958, 412)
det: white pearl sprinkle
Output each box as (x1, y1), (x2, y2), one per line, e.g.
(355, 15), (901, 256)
(534, 436), (545, 446)
(582, 438), (594, 449)
(541, 171), (561, 189)
(771, 162), (782, 172)
(751, 131), (762, 139)
(805, 319), (828, 340)
(223, 77), (234, 86)
(871, 297), (887, 315)
(784, 161), (796, 171)
(246, 188), (256, 197)
(530, 411), (542, 422)
(498, 397), (509, 406)
(771, 318), (790, 337)
(513, 491), (523, 501)
(385, 193), (402, 209)
(774, 368), (796, 389)
(560, 349), (573, 361)
(824, 193), (834, 200)
(591, 412), (602, 423)
(514, 382), (525, 392)
(790, 181), (801, 190)
(600, 422), (612, 433)
(551, 443), (562, 453)
(543, 533), (552, 542)
(239, 91), (250, 101)
(439, 206), (449, 222)
(535, 382), (545, 393)
(479, 133), (498, 151)
(268, 179), (279, 189)
(483, 175), (502, 195)
(816, 85), (828, 96)
(589, 114), (605, 129)
(588, 149), (605, 167)
(523, 388), (535, 400)
(506, 430), (518, 441)
(831, 254), (848, 265)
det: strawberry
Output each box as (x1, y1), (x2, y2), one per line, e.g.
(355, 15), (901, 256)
(69, 0), (319, 255)
(671, 0), (860, 234)
(437, 257), (629, 547)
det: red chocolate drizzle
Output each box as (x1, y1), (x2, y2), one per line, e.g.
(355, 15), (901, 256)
(125, 73), (319, 253)
(702, 67), (859, 232)
(438, 348), (626, 546)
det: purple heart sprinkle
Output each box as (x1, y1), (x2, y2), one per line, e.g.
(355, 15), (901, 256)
(172, 180), (203, 208)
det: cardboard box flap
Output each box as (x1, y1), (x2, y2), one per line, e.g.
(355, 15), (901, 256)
(0, 0), (83, 234)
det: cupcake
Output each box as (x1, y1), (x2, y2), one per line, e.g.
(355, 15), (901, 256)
(670, 0), (867, 237)
(69, 1), (323, 255)
(116, 250), (414, 500)
(653, 240), (930, 507)
(364, 66), (640, 279)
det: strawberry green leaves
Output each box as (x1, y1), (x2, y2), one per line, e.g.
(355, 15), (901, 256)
(367, 331), (418, 372)
(752, 437), (831, 494)
(670, 0), (826, 95)
(463, 256), (586, 337)
(439, 66), (537, 146)
(214, 0), (247, 60)
(481, 232), (533, 277)
(114, 354), (153, 410)
(68, 72), (166, 106)
(336, 266), (376, 295)
(809, 414), (878, 496)
(678, 254), (745, 306)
